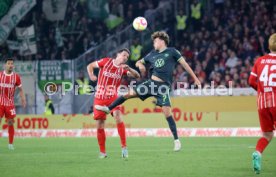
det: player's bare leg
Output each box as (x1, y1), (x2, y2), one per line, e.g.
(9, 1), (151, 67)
(7, 119), (15, 150)
(95, 88), (138, 114)
(253, 132), (273, 174)
(113, 110), (128, 158)
(162, 106), (181, 151)
(96, 120), (107, 158)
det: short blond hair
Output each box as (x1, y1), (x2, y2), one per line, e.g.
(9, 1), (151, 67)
(151, 31), (170, 45)
(269, 33), (276, 52)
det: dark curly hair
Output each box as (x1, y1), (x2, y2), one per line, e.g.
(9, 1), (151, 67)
(151, 31), (170, 45)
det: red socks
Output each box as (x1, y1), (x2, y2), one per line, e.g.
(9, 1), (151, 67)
(117, 122), (126, 148)
(97, 129), (106, 153)
(256, 137), (269, 154)
(8, 125), (14, 144)
(97, 123), (126, 153)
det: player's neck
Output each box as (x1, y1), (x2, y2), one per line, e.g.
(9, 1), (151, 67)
(158, 46), (167, 53)
(4, 70), (13, 75)
(113, 59), (121, 67)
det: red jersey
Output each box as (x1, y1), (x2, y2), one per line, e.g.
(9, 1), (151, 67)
(95, 58), (128, 100)
(249, 53), (276, 109)
(0, 71), (22, 106)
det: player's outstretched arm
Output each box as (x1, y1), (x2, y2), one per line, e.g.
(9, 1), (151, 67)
(128, 67), (140, 78)
(18, 86), (26, 108)
(135, 59), (146, 77)
(121, 64), (140, 78)
(178, 57), (201, 88)
(87, 61), (98, 81)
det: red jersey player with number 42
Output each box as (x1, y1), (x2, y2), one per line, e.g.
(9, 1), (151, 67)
(0, 58), (26, 150)
(87, 48), (140, 159)
(249, 33), (276, 174)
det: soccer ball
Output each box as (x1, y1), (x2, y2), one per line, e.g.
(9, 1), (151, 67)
(133, 17), (147, 31)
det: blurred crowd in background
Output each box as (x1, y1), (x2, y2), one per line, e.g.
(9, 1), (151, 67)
(0, 0), (160, 61)
(172, 0), (275, 88)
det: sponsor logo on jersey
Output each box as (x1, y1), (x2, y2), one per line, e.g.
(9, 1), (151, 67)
(0, 83), (14, 88)
(155, 59), (165, 67)
(103, 71), (121, 79)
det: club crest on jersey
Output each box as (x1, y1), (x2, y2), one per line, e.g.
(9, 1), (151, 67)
(103, 71), (121, 79)
(155, 59), (165, 68)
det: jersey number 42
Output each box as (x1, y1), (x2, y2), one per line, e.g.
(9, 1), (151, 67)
(259, 65), (276, 86)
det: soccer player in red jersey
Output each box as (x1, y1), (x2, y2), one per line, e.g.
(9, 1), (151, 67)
(249, 33), (276, 174)
(0, 58), (26, 150)
(87, 48), (140, 158)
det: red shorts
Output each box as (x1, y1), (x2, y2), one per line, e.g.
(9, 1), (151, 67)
(93, 97), (121, 120)
(0, 105), (16, 119)
(258, 107), (276, 132)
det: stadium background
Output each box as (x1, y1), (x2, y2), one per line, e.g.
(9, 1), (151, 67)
(0, 1), (275, 177)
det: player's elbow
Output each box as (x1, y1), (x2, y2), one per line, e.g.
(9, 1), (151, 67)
(135, 61), (142, 68)
(86, 64), (91, 72)
(135, 72), (141, 79)
(87, 63), (96, 72)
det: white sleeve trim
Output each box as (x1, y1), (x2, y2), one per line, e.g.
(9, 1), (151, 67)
(18, 84), (22, 87)
(250, 72), (257, 77)
(177, 57), (185, 62)
(95, 61), (99, 67)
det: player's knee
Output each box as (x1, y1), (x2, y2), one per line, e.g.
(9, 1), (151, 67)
(123, 95), (130, 99)
(263, 132), (274, 142)
(114, 115), (122, 123)
(162, 111), (171, 118)
(162, 108), (171, 117)
(115, 118), (122, 124)
(124, 89), (137, 99)
(96, 120), (105, 129)
(124, 94), (134, 99)
(8, 119), (14, 126)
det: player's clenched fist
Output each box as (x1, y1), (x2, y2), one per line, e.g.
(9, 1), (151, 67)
(121, 64), (130, 71)
(89, 74), (97, 81)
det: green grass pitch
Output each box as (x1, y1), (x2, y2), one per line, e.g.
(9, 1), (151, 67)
(0, 137), (275, 177)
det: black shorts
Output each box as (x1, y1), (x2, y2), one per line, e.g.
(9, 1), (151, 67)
(133, 79), (171, 106)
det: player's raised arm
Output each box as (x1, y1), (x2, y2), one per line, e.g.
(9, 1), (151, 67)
(135, 59), (146, 77)
(87, 61), (99, 81)
(178, 57), (201, 87)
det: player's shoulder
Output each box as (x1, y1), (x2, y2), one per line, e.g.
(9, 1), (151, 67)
(167, 47), (177, 51)
(167, 47), (181, 54)
(255, 54), (273, 63)
(144, 50), (156, 58)
(100, 57), (112, 61)
(97, 57), (113, 64)
(149, 49), (157, 54)
(12, 72), (21, 80)
(13, 72), (21, 77)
